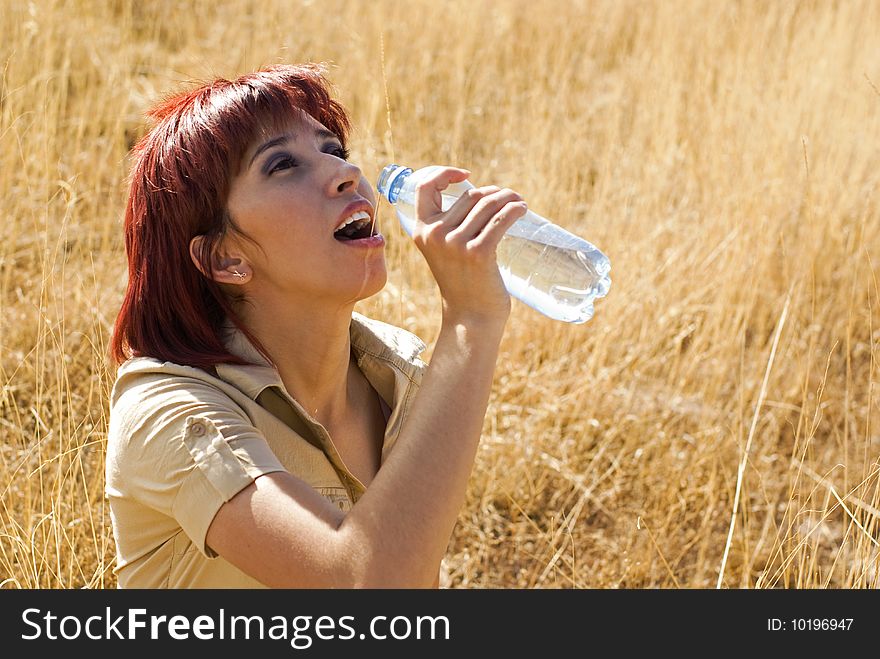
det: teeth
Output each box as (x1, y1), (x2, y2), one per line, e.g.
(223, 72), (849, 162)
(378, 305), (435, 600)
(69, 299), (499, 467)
(335, 210), (371, 233)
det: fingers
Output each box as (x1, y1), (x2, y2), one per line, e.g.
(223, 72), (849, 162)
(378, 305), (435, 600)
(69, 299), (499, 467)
(468, 199), (528, 252)
(447, 188), (525, 241)
(414, 167), (471, 219)
(412, 184), (528, 253)
(408, 165), (528, 261)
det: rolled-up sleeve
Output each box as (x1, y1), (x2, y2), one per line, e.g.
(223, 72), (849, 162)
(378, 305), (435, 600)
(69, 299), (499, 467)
(107, 373), (286, 558)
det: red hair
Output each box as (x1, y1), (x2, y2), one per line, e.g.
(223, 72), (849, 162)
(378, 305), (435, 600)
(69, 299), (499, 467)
(110, 64), (351, 368)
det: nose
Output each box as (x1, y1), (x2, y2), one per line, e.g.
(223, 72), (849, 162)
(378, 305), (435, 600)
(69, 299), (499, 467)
(327, 158), (362, 196)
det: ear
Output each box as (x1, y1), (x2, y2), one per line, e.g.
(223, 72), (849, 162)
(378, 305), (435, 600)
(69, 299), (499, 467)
(189, 235), (252, 285)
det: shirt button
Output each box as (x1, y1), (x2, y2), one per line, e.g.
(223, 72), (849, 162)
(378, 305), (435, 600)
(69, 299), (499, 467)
(191, 421), (205, 436)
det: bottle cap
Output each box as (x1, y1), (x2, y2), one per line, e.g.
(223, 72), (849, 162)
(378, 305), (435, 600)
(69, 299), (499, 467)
(377, 164), (412, 203)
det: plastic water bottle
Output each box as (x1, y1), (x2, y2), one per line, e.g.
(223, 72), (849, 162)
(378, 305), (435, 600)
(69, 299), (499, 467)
(377, 164), (611, 324)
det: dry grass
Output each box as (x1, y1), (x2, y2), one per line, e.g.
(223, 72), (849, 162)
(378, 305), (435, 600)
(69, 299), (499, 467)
(1, 0), (879, 588)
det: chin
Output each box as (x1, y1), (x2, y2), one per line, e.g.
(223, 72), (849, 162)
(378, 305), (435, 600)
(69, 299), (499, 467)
(344, 263), (387, 304)
(360, 268), (388, 300)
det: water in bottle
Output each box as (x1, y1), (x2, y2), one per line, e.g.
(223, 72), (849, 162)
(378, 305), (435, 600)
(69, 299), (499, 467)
(377, 164), (611, 324)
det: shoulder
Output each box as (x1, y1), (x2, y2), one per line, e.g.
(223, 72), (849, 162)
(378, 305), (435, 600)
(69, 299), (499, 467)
(110, 357), (244, 429)
(107, 357), (260, 466)
(106, 357), (283, 514)
(107, 358), (286, 559)
(350, 313), (427, 377)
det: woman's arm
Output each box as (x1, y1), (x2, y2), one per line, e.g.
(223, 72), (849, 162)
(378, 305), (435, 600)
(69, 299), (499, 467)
(206, 168), (527, 587)
(344, 311), (508, 585)
(206, 314), (504, 588)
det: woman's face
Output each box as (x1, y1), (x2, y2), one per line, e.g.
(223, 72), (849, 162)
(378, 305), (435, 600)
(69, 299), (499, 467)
(224, 111), (386, 309)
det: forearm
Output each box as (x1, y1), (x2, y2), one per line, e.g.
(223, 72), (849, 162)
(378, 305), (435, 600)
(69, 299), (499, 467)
(339, 312), (505, 586)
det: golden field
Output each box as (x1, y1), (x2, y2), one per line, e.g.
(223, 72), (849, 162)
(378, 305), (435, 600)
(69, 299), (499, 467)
(1, 0), (878, 588)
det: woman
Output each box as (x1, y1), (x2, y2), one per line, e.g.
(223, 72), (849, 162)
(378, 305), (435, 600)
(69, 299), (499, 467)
(106, 63), (528, 588)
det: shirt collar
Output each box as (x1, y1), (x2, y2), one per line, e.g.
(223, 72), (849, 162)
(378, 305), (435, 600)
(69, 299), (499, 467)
(214, 313), (426, 401)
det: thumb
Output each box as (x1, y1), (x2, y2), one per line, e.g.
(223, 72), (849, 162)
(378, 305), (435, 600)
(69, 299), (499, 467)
(415, 166), (471, 218)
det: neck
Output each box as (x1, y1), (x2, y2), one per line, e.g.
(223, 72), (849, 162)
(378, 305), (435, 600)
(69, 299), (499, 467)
(238, 292), (356, 425)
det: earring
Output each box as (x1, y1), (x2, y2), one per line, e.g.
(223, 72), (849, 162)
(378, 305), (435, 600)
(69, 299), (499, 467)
(233, 270), (248, 280)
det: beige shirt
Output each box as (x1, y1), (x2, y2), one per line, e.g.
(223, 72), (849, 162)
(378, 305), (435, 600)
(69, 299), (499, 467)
(106, 313), (427, 588)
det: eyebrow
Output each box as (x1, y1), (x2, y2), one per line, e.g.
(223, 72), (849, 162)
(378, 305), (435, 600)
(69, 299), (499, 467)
(248, 128), (341, 169)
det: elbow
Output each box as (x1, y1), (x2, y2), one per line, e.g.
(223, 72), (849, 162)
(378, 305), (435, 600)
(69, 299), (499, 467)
(261, 526), (436, 589)
(331, 524), (439, 589)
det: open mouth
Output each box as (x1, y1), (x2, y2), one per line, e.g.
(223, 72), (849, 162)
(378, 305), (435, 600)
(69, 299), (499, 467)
(333, 211), (375, 241)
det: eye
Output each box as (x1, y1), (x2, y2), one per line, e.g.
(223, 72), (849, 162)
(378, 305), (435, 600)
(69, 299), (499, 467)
(326, 145), (351, 160)
(267, 155), (297, 174)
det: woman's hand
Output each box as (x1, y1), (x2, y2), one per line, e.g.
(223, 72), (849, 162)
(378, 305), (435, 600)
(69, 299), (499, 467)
(411, 167), (528, 325)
